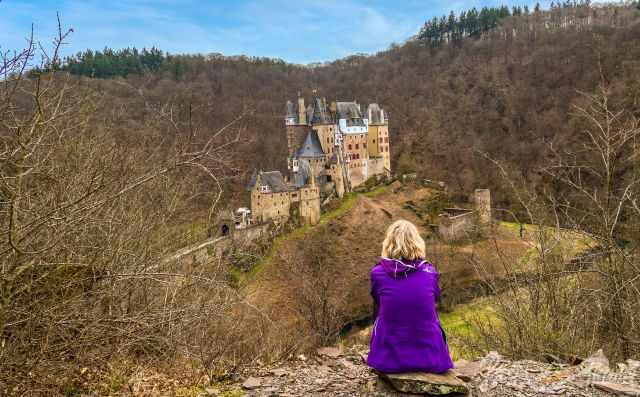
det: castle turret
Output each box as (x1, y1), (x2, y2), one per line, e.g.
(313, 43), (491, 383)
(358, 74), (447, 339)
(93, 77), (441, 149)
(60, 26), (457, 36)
(285, 100), (296, 125)
(298, 95), (306, 125)
(474, 189), (491, 225)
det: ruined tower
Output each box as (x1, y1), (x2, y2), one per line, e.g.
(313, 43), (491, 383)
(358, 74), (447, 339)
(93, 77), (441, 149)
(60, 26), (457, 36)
(474, 189), (491, 225)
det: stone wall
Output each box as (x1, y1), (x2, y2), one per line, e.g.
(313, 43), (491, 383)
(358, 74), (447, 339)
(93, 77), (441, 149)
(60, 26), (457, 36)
(232, 222), (271, 244)
(313, 124), (337, 155)
(368, 124), (390, 171)
(437, 208), (475, 241)
(343, 133), (369, 164)
(348, 162), (367, 188)
(328, 163), (346, 198)
(164, 222), (271, 269)
(251, 189), (291, 224)
(299, 185), (321, 225)
(367, 156), (385, 179)
(307, 157), (327, 180)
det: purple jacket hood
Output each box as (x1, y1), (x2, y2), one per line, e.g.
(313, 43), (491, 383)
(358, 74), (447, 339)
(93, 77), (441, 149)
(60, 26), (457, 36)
(379, 258), (432, 279)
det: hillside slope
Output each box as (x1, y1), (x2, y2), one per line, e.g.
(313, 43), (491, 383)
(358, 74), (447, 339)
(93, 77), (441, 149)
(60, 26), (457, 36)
(242, 182), (534, 353)
(62, 4), (640, 210)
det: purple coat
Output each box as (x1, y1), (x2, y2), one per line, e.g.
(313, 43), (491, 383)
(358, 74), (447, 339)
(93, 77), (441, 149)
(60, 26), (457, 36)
(366, 258), (454, 374)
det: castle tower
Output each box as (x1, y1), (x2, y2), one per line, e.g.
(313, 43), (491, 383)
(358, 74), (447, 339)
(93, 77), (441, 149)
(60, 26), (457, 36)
(299, 171), (321, 225)
(285, 100), (296, 125)
(298, 95), (306, 125)
(286, 95), (311, 158)
(367, 103), (390, 172)
(474, 189), (491, 225)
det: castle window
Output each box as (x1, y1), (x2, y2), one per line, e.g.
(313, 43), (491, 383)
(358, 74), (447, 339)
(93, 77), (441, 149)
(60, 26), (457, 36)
(260, 185), (270, 193)
(373, 139), (376, 143)
(355, 143), (359, 149)
(348, 144), (352, 150)
(363, 143), (367, 148)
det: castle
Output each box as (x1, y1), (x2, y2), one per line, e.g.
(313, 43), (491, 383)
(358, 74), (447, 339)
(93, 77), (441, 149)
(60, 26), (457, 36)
(245, 94), (392, 226)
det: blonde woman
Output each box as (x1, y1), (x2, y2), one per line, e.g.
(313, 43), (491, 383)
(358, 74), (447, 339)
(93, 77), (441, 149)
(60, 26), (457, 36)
(366, 220), (454, 374)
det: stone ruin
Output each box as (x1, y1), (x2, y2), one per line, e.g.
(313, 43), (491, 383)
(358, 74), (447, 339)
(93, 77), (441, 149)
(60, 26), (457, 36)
(437, 189), (491, 241)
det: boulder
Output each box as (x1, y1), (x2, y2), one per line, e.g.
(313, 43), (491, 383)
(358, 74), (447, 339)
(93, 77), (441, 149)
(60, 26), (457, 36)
(242, 376), (261, 390)
(585, 349), (609, 367)
(454, 359), (486, 382)
(593, 381), (640, 396)
(317, 346), (343, 358)
(379, 370), (469, 395)
(270, 368), (289, 377)
(582, 349), (610, 375)
(204, 387), (221, 396)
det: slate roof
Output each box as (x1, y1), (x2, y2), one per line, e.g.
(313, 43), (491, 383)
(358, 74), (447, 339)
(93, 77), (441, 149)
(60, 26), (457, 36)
(310, 97), (332, 124)
(336, 101), (363, 120)
(367, 103), (383, 124)
(246, 170), (290, 193)
(296, 130), (325, 158)
(292, 159), (312, 188)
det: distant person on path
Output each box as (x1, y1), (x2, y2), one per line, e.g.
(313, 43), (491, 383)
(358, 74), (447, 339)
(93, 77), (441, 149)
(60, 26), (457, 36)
(367, 220), (454, 374)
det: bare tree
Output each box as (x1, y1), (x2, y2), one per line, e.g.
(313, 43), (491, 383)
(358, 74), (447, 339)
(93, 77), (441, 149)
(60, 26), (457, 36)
(469, 82), (640, 362)
(274, 228), (353, 346)
(0, 20), (262, 394)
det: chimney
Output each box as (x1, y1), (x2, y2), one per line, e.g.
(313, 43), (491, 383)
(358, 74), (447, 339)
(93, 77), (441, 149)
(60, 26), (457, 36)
(298, 95), (306, 125)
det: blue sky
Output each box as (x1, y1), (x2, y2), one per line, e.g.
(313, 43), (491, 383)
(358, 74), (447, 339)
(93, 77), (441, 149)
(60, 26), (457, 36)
(1, 0), (552, 64)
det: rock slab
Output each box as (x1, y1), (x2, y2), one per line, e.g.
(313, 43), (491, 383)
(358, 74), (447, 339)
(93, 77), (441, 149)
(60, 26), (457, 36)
(454, 359), (486, 382)
(242, 376), (261, 390)
(380, 370), (469, 395)
(593, 381), (640, 396)
(317, 346), (343, 358)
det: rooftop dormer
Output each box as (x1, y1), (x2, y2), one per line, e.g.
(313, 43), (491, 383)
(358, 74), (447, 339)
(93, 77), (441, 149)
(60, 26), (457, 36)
(367, 103), (387, 125)
(336, 101), (368, 134)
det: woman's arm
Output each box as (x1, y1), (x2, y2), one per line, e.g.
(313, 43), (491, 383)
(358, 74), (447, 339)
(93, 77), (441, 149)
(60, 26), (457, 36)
(435, 273), (441, 299)
(370, 268), (380, 319)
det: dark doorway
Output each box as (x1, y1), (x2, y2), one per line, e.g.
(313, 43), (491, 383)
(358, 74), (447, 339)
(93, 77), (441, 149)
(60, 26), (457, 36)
(221, 224), (230, 236)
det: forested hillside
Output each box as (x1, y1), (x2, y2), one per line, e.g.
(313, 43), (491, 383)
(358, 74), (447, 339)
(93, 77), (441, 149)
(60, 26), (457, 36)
(46, 3), (640, 213)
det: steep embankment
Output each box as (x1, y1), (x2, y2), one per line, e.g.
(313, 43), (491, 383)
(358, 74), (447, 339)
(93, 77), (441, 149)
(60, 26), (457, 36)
(242, 182), (534, 353)
(242, 183), (432, 344)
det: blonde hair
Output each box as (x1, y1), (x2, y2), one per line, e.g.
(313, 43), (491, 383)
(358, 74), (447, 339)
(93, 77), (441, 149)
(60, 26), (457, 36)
(381, 220), (426, 260)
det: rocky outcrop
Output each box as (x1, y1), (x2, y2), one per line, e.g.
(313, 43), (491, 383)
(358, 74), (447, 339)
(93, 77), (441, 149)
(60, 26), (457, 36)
(378, 371), (468, 395)
(218, 346), (640, 397)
